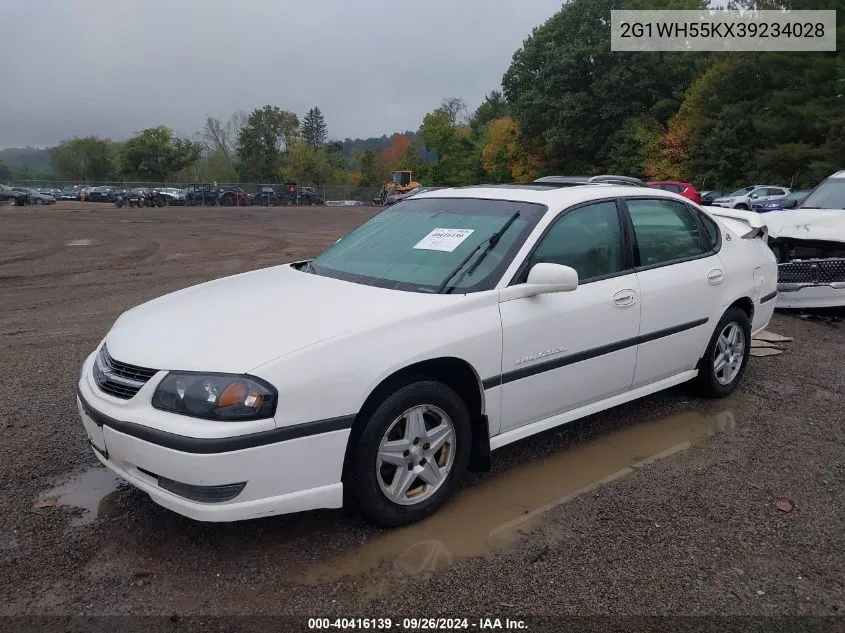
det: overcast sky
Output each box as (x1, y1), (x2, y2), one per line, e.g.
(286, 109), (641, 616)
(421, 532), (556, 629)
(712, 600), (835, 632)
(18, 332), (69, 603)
(0, 0), (565, 148)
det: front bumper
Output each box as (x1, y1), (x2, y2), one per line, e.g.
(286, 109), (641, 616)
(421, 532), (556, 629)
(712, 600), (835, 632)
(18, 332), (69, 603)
(776, 282), (845, 309)
(76, 354), (349, 522)
(776, 258), (845, 308)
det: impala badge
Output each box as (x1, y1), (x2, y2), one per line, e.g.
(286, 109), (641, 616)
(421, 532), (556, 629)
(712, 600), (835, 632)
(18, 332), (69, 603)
(515, 346), (567, 365)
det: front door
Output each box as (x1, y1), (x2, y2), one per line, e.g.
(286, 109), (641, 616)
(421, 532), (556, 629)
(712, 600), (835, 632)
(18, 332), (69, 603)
(498, 199), (641, 433)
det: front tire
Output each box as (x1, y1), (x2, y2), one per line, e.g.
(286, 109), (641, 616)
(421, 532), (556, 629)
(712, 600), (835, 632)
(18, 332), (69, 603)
(695, 307), (751, 398)
(349, 381), (472, 526)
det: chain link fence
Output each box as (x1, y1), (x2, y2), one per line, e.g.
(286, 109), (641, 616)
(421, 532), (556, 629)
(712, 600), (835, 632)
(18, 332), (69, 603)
(6, 180), (385, 208)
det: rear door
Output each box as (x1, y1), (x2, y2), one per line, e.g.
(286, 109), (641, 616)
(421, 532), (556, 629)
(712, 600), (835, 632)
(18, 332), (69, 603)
(622, 197), (723, 388)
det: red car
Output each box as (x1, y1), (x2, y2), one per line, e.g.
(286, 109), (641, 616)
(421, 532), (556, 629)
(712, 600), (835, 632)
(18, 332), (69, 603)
(647, 181), (702, 205)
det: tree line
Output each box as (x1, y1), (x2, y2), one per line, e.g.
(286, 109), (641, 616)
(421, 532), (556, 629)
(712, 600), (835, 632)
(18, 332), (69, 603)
(4, 0), (842, 189)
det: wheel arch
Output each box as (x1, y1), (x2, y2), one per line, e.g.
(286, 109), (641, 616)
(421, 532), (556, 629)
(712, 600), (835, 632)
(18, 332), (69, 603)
(341, 356), (491, 489)
(697, 297), (754, 371)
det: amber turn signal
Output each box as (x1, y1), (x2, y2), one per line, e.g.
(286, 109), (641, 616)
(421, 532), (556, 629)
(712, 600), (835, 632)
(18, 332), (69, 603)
(218, 382), (248, 408)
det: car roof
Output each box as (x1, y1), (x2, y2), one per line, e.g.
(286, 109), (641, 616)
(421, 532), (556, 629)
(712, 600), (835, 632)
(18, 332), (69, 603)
(827, 170), (845, 179)
(411, 183), (693, 208)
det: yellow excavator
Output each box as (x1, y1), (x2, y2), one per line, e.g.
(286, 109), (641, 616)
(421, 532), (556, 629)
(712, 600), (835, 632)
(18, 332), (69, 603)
(375, 170), (421, 205)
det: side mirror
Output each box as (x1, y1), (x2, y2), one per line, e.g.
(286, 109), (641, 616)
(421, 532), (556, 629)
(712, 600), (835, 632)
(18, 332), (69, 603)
(749, 194), (758, 199)
(499, 263), (579, 302)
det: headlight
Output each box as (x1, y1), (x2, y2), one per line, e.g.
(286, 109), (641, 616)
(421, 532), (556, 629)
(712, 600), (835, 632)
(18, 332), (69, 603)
(152, 373), (277, 421)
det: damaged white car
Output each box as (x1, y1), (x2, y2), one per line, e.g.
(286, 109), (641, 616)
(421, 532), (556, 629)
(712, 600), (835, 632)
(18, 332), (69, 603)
(708, 170), (845, 309)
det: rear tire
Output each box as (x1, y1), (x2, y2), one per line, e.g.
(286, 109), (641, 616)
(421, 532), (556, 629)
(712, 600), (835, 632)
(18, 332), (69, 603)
(348, 381), (472, 526)
(695, 307), (752, 398)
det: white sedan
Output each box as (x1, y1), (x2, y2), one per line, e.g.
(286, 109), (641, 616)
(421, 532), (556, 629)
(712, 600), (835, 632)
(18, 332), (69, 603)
(77, 182), (777, 526)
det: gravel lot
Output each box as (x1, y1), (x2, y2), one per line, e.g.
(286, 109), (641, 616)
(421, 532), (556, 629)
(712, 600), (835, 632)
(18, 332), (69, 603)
(0, 205), (842, 623)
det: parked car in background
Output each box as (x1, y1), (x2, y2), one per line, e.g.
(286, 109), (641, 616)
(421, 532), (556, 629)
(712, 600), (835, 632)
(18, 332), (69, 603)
(76, 182), (777, 525)
(86, 186), (122, 203)
(184, 185), (222, 206)
(218, 186), (248, 206)
(248, 184), (298, 206)
(297, 186), (325, 205)
(79, 186), (95, 200)
(115, 188), (148, 208)
(251, 186), (281, 206)
(751, 190), (809, 213)
(15, 188), (56, 205)
(60, 186), (82, 200)
(0, 184), (31, 205)
(701, 190), (731, 205)
(710, 186), (790, 210)
(647, 181), (702, 204)
(159, 188), (186, 206)
(710, 170), (845, 309)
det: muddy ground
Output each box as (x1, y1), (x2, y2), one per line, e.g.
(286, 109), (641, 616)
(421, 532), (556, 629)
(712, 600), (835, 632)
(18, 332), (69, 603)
(0, 205), (843, 624)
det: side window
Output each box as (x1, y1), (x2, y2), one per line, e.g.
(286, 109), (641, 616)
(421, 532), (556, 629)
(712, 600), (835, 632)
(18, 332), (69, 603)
(627, 198), (708, 267)
(525, 201), (624, 283)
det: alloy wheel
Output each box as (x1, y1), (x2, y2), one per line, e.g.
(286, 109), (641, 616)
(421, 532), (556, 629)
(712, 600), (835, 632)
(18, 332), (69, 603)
(376, 405), (457, 506)
(713, 322), (745, 386)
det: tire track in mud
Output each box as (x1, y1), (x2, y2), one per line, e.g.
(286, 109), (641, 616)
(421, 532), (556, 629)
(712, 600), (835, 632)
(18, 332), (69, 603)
(0, 240), (162, 282)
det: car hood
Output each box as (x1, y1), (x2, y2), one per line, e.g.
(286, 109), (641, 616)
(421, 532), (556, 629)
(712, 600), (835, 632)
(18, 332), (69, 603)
(104, 264), (463, 374)
(758, 209), (845, 241)
(706, 207), (845, 242)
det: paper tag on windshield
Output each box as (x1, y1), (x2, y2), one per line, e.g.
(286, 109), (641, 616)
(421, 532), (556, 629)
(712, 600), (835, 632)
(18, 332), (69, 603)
(413, 228), (474, 252)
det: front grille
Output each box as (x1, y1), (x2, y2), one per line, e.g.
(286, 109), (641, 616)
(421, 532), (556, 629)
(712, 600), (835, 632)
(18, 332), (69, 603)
(93, 345), (158, 400)
(778, 258), (845, 285)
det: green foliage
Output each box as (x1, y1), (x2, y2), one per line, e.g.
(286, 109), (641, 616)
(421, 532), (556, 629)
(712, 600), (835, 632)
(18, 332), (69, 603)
(280, 139), (344, 185)
(356, 149), (381, 187)
(301, 107), (328, 148)
(670, 44), (845, 188)
(0, 160), (12, 182)
(119, 126), (202, 181)
(470, 91), (509, 141)
(50, 136), (116, 182)
(236, 106), (300, 182)
(502, 0), (707, 175)
(418, 108), (482, 186)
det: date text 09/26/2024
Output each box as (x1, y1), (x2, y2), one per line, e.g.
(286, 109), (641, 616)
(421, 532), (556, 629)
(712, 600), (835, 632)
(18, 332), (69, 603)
(307, 618), (528, 630)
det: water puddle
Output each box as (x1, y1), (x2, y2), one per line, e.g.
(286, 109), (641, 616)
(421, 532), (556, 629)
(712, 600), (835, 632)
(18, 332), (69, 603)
(301, 407), (736, 598)
(38, 466), (124, 526)
(66, 239), (95, 246)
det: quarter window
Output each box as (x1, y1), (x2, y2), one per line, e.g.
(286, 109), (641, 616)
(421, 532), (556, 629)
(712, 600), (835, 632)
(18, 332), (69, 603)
(524, 201), (624, 283)
(697, 210), (720, 251)
(627, 198), (708, 267)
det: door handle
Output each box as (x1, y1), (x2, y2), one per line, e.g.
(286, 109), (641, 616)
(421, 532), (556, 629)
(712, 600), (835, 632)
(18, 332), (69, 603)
(612, 289), (637, 307)
(707, 269), (725, 285)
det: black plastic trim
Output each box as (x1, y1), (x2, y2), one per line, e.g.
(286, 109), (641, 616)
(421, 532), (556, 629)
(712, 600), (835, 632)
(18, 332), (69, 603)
(482, 318), (709, 389)
(760, 290), (778, 304)
(77, 389), (355, 454)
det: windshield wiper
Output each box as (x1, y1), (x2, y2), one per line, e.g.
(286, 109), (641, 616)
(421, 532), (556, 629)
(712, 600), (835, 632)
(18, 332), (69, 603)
(436, 212), (520, 294)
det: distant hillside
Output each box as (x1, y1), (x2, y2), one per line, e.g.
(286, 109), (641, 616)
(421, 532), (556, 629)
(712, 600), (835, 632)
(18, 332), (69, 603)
(338, 131), (436, 167)
(0, 146), (53, 169)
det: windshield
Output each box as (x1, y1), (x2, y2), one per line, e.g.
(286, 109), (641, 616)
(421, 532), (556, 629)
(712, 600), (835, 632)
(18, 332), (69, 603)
(799, 179), (845, 209)
(727, 186), (755, 197)
(309, 197), (546, 293)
